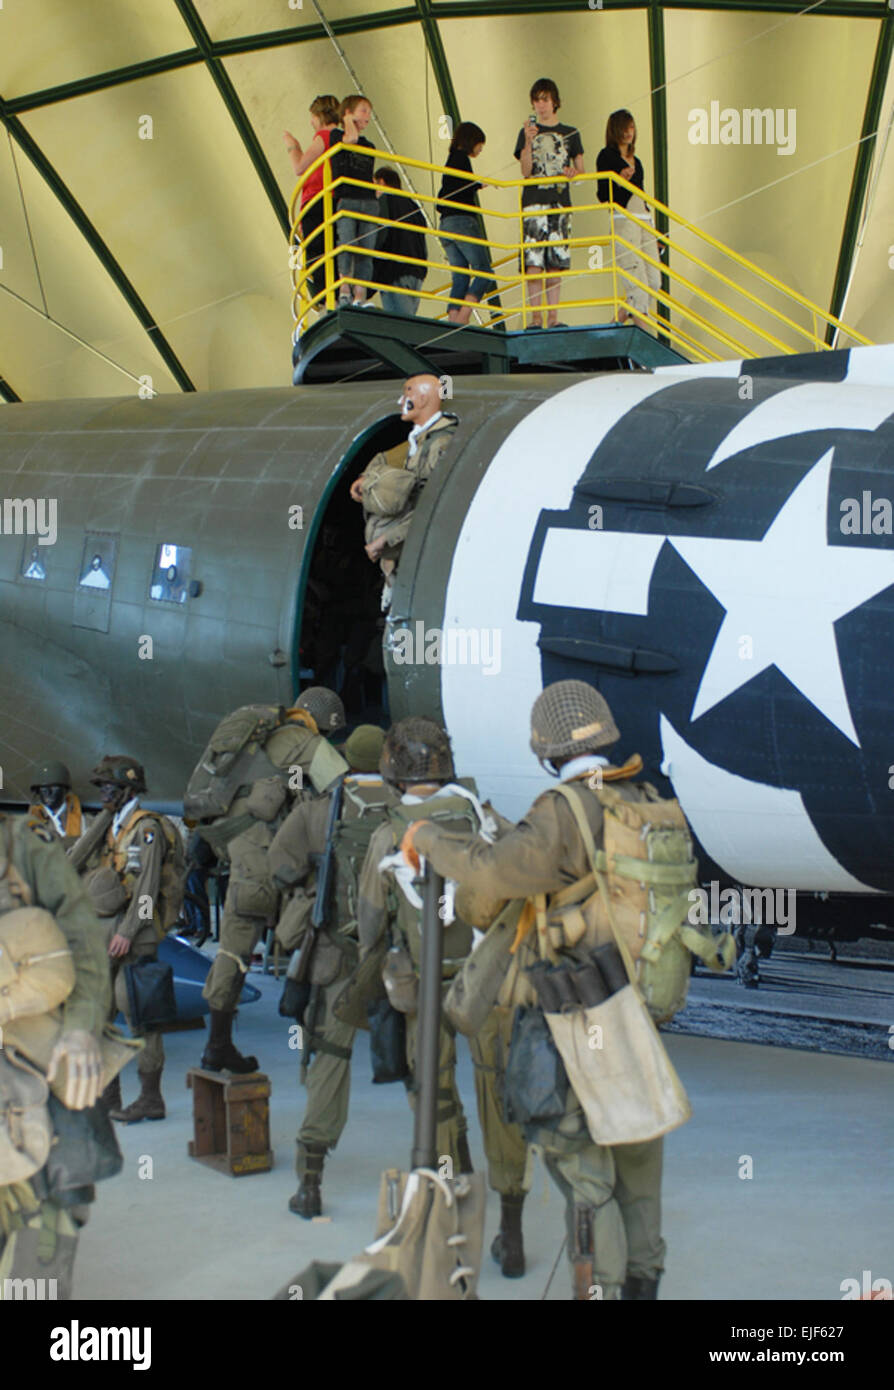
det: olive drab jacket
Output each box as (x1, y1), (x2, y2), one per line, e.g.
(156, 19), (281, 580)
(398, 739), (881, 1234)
(268, 773), (398, 955)
(88, 801), (184, 943)
(0, 814), (109, 1036)
(360, 414), (458, 557)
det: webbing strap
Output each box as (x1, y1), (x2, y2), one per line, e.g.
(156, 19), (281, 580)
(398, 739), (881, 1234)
(600, 853), (695, 887)
(638, 890), (696, 964)
(304, 1034), (352, 1061)
(37, 1202), (58, 1264)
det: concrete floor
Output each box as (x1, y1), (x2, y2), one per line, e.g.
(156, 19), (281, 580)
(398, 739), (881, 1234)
(76, 969), (894, 1301)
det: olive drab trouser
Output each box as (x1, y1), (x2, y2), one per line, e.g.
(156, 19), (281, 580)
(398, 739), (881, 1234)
(295, 965), (356, 1177)
(108, 921), (163, 1076)
(203, 816), (279, 1013)
(0, 1195), (86, 1301)
(531, 1104), (666, 1298)
(404, 1010), (469, 1173)
(469, 1007), (530, 1197)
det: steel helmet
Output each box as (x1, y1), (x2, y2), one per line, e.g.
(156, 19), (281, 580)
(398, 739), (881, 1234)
(294, 687), (346, 735)
(380, 717), (454, 786)
(530, 681), (620, 768)
(29, 760), (72, 792)
(89, 755), (147, 794)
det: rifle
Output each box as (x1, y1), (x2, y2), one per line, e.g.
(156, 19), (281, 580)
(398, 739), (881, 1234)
(67, 807), (113, 873)
(278, 776), (345, 1024)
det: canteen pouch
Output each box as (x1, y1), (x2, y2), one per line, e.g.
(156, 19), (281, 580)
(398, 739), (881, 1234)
(245, 777), (287, 823)
(309, 933), (349, 988)
(0, 1049), (52, 1183)
(382, 945), (418, 1015)
(333, 942), (387, 1031)
(83, 866), (129, 918)
(367, 998), (409, 1084)
(44, 1093), (123, 1196)
(123, 957), (177, 1030)
(503, 1004), (568, 1126)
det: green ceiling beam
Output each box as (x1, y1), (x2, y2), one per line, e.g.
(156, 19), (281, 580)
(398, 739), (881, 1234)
(0, 374), (22, 403)
(171, 0), (289, 237)
(6, 2), (886, 118)
(0, 101), (195, 392)
(825, 13), (894, 343)
(5, 11), (421, 116)
(647, 0), (670, 344)
(415, 0), (461, 126)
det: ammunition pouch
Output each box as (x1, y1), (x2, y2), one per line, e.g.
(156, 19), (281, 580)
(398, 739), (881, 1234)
(275, 889), (315, 952)
(333, 942), (387, 1031)
(381, 944), (418, 1015)
(0, 1049), (52, 1183)
(0, 907), (76, 1025)
(82, 866), (129, 918)
(229, 876), (279, 919)
(245, 777), (287, 823)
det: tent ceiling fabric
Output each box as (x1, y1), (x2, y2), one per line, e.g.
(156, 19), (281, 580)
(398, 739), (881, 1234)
(1, 0), (891, 401)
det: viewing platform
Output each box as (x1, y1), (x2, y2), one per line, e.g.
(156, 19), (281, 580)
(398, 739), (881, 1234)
(288, 145), (871, 385)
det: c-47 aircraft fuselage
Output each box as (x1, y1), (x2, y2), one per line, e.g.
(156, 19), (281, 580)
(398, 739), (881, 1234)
(2, 344), (893, 924)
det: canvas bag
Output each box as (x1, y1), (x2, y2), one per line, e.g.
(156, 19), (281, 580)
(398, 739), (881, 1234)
(0, 1048), (52, 1183)
(539, 788), (692, 1145)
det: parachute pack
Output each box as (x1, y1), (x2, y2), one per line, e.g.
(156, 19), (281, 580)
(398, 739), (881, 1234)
(185, 705), (298, 821)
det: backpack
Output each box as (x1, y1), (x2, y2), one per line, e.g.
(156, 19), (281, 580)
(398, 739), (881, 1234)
(550, 782), (734, 1023)
(185, 705), (292, 820)
(333, 777), (396, 924)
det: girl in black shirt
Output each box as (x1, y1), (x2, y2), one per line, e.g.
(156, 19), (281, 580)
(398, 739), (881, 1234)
(437, 123), (496, 325)
(596, 109), (660, 330)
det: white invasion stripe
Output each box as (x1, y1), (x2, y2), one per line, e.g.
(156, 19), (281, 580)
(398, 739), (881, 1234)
(534, 528), (666, 616)
(659, 715), (878, 893)
(843, 344), (894, 387)
(441, 373), (675, 822)
(706, 381), (894, 472)
(654, 358), (743, 378)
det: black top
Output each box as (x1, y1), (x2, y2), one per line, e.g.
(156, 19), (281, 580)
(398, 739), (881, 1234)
(513, 121), (584, 209)
(330, 130), (376, 203)
(437, 150), (482, 218)
(376, 192), (428, 284)
(596, 146), (644, 209)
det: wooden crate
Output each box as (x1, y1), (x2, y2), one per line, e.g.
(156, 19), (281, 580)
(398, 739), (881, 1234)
(186, 1067), (273, 1176)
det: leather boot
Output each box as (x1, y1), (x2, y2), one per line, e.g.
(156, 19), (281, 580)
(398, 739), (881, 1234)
(289, 1147), (326, 1219)
(97, 1074), (122, 1114)
(622, 1273), (661, 1300)
(201, 1008), (259, 1073)
(490, 1193), (526, 1279)
(110, 1069), (165, 1123)
(456, 1130), (474, 1175)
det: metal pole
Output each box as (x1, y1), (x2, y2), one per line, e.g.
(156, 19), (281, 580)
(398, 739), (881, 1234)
(411, 864), (445, 1172)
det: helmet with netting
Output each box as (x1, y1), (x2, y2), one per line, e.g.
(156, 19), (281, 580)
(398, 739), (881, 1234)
(530, 681), (619, 767)
(295, 687), (346, 734)
(380, 717), (454, 785)
(89, 755), (147, 793)
(30, 760), (72, 791)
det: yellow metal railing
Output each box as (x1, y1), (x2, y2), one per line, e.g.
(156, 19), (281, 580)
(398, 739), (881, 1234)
(288, 146), (872, 361)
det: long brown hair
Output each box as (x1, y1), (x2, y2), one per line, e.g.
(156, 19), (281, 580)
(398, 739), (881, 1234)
(605, 109), (636, 154)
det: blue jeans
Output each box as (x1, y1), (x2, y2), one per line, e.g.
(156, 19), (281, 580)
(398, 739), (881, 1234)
(336, 198), (379, 297)
(440, 214), (496, 305)
(380, 276), (422, 316)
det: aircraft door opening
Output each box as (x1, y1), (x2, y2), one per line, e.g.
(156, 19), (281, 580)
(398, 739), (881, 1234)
(296, 415), (408, 729)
